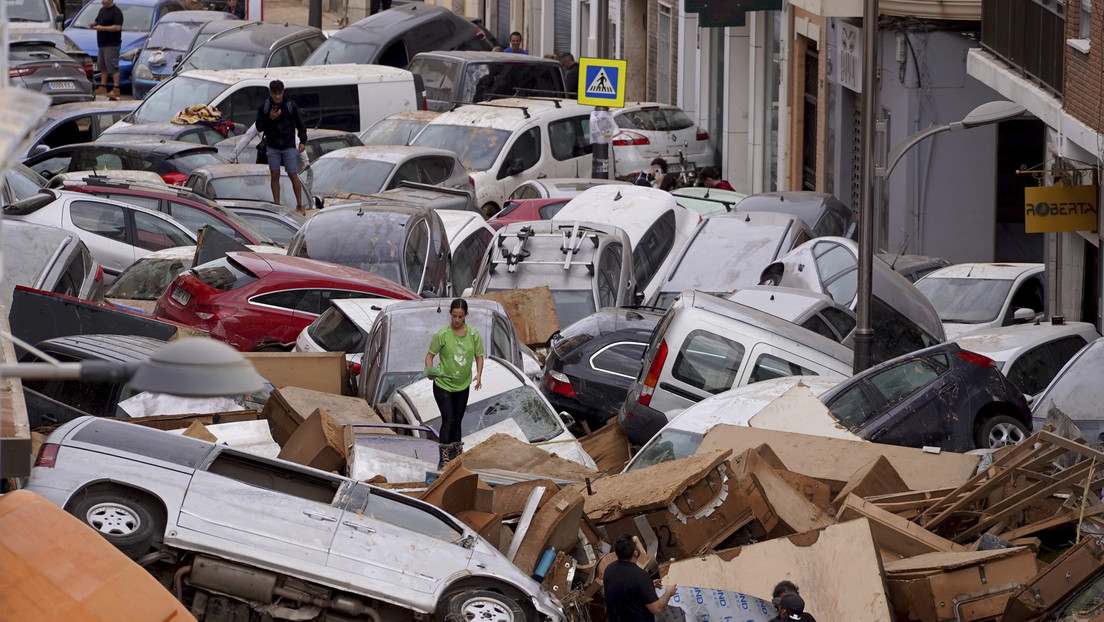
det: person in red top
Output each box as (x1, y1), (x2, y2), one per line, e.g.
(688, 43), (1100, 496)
(699, 166), (735, 191)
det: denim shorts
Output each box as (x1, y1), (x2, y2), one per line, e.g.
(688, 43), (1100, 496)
(266, 146), (300, 173)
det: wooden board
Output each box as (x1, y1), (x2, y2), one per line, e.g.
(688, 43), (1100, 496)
(511, 484), (585, 575)
(736, 450), (834, 535)
(831, 455), (910, 510)
(472, 286), (560, 347)
(837, 494), (965, 559)
(664, 518), (894, 622)
(459, 433), (599, 481)
(582, 450), (732, 523)
(579, 420), (632, 474)
(698, 424), (980, 493)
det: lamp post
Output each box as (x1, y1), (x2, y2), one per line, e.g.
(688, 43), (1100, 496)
(853, 100), (1029, 372)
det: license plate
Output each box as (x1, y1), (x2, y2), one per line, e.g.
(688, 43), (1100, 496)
(171, 286), (191, 305)
(47, 81), (77, 90)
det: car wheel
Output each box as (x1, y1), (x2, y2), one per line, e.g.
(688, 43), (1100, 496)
(445, 590), (527, 622)
(69, 491), (160, 559)
(481, 203), (500, 218)
(976, 414), (1029, 449)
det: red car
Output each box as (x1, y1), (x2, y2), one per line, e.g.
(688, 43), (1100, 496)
(486, 198), (570, 231)
(154, 252), (419, 351)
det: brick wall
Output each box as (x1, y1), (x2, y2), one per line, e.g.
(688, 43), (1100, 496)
(1065, 1), (1104, 134)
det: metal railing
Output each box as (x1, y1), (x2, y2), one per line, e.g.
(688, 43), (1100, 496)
(981, 0), (1065, 96)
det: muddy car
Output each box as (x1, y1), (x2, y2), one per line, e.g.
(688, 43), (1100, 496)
(27, 416), (566, 622)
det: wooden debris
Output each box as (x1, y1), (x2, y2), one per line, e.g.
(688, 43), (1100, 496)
(837, 494), (965, 559)
(831, 455), (910, 511)
(578, 419), (632, 474)
(472, 286), (560, 347)
(457, 433), (599, 482)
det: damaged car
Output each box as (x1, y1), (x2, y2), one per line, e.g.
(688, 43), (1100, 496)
(27, 416), (566, 622)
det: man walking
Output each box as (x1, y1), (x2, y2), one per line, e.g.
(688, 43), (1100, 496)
(255, 80), (308, 212)
(90, 0), (124, 98)
(604, 534), (677, 622)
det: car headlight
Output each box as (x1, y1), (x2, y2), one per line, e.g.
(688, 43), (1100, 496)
(134, 64), (153, 80)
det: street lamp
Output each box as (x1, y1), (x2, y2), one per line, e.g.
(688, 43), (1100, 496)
(853, 100), (1029, 372)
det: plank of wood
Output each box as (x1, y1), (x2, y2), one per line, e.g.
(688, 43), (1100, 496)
(578, 419), (632, 475)
(831, 455), (910, 510)
(739, 450), (834, 534)
(837, 494), (965, 559)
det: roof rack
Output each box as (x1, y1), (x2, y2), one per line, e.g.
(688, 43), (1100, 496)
(491, 221), (601, 274)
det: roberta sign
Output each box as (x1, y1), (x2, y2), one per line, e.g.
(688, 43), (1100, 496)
(1024, 184), (1099, 233)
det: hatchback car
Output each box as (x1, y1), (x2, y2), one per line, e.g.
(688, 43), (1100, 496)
(915, 263), (1046, 340)
(411, 97), (594, 215)
(64, 0), (186, 89)
(287, 203), (452, 297)
(97, 120), (233, 145)
(1031, 337), (1104, 443)
(308, 146), (474, 209)
(304, 2), (492, 69)
(358, 110), (440, 146)
(733, 191), (858, 239)
(174, 21), (324, 75)
(649, 211), (815, 309)
(542, 307), (663, 433)
(609, 103), (714, 179)
(408, 50), (567, 112)
(154, 251), (419, 351)
(24, 140), (225, 185)
(18, 100), (138, 160)
(471, 220), (636, 329)
(390, 357), (597, 469)
(185, 163), (309, 210)
(487, 198), (570, 231)
(727, 285), (857, 346)
(26, 416), (567, 622)
(214, 128), (363, 165)
(9, 29), (94, 83)
(9, 41), (94, 104)
(4, 188), (197, 281)
(1, 219), (104, 310)
(131, 10), (240, 99)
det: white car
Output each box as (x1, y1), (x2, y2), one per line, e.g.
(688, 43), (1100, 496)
(554, 184), (699, 305)
(390, 357), (598, 469)
(4, 188), (196, 282)
(27, 416), (566, 622)
(953, 320), (1100, 399)
(915, 263), (1046, 340)
(309, 146), (475, 209)
(609, 103), (714, 179)
(411, 97), (594, 216)
(1031, 337), (1104, 443)
(727, 285), (857, 346)
(507, 177), (630, 202)
(436, 208), (495, 296)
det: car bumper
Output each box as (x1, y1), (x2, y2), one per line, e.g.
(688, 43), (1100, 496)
(616, 382), (669, 445)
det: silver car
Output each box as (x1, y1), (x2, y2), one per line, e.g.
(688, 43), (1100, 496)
(310, 145), (475, 209)
(27, 416), (566, 622)
(9, 41), (94, 104)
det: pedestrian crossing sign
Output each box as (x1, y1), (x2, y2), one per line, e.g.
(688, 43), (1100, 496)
(577, 57), (627, 107)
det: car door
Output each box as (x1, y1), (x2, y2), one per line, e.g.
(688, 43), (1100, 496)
(493, 126), (542, 207)
(329, 482), (471, 607)
(130, 207), (196, 253)
(851, 355), (953, 448)
(177, 449), (344, 567)
(27, 149), (76, 179)
(547, 115), (592, 177)
(65, 198), (137, 278)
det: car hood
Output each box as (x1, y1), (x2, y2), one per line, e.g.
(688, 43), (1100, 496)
(65, 29), (147, 55)
(137, 48), (184, 71)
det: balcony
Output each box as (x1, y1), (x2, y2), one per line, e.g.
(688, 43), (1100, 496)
(981, 0), (1065, 96)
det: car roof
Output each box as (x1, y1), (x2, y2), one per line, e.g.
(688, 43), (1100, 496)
(47, 140), (218, 157)
(920, 263), (1045, 281)
(341, 2), (470, 35)
(555, 184), (695, 240)
(191, 163), (272, 177)
(436, 209), (490, 244)
(953, 321), (1101, 362)
(177, 63), (410, 85)
(727, 285), (845, 322)
(555, 307), (663, 340)
(427, 97), (583, 130)
(412, 50), (561, 65)
(100, 122), (197, 135)
(661, 376), (845, 435)
(204, 21), (321, 48)
(159, 10), (238, 22)
(42, 100), (138, 121)
(62, 178), (219, 206)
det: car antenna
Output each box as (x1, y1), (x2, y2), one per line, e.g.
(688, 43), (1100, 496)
(887, 232), (912, 271)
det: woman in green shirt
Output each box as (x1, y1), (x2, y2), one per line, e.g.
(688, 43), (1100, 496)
(425, 298), (484, 468)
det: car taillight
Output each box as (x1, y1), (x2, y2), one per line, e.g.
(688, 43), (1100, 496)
(638, 340), (668, 407)
(35, 443), (60, 468)
(94, 265), (104, 283)
(696, 127), (709, 141)
(957, 350), (997, 369)
(468, 175), (475, 188)
(474, 26), (486, 41)
(350, 362), (361, 376)
(162, 172), (188, 185)
(612, 132), (649, 147)
(83, 62), (94, 78)
(9, 67), (36, 77)
(543, 370), (577, 398)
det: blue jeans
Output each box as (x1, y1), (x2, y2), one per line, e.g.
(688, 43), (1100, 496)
(266, 146), (300, 173)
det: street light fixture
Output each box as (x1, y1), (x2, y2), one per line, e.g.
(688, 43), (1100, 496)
(853, 100), (1029, 372)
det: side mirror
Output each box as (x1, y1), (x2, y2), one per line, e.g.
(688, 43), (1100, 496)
(55, 14), (64, 23)
(32, 144), (50, 156)
(558, 411), (576, 429)
(633, 291), (645, 305)
(498, 158), (525, 180)
(1012, 308), (1036, 323)
(64, 18), (73, 27)
(461, 286), (474, 297)
(313, 195), (324, 210)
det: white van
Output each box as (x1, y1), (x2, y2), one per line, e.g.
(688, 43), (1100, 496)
(118, 64), (423, 134)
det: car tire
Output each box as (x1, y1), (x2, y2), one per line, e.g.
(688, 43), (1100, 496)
(69, 490), (160, 559)
(444, 590), (527, 622)
(481, 203), (500, 218)
(976, 414), (1029, 449)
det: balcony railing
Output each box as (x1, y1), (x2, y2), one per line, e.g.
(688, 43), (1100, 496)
(981, 0), (1065, 96)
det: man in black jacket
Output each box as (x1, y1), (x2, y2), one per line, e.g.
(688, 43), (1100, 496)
(255, 80), (308, 212)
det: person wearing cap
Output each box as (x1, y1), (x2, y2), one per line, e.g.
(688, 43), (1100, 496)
(603, 534), (677, 622)
(777, 592), (817, 622)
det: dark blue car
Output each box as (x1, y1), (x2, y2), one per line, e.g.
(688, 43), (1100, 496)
(64, 0), (185, 90)
(131, 10), (240, 99)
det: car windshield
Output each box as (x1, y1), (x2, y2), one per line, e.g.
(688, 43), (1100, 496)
(132, 76), (230, 124)
(424, 385), (563, 443)
(665, 219), (786, 294)
(72, 2), (155, 32)
(412, 125), (511, 172)
(915, 277), (1014, 324)
(107, 257), (189, 299)
(359, 119), (428, 146)
(310, 158), (393, 198)
(146, 21), (203, 50)
(10, 0), (52, 21)
(625, 429), (703, 471)
(207, 175), (301, 210)
(1033, 340), (1103, 424)
(304, 38), (379, 65)
(178, 46), (266, 73)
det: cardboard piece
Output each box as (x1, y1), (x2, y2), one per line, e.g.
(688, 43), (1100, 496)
(831, 455), (910, 510)
(746, 382), (862, 440)
(492, 479), (560, 518)
(579, 419), (632, 474)
(181, 421), (218, 442)
(584, 450), (732, 523)
(698, 424), (980, 493)
(1003, 537), (1104, 622)
(884, 547), (1039, 622)
(735, 450), (834, 535)
(775, 470), (832, 512)
(124, 410), (261, 431)
(457, 433), (598, 482)
(169, 420), (281, 459)
(244, 352), (350, 395)
(263, 387), (388, 446)
(664, 518), (894, 622)
(276, 409), (346, 472)
(512, 484), (585, 575)
(837, 494), (965, 559)
(472, 286), (560, 347)
(421, 461), (494, 515)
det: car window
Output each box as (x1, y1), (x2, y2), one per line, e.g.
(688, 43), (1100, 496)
(169, 202), (238, 240)
(548, 116), (590, 160)
(800, 315), (838, 342)
(178, 130), (202, 144)
(71, 200), (127, 243)
(814, 241), (855, 282)
(41, 116), (94, 148)
(29, 154), (73, 179)
(867, 358), (941, 406)
(5, 166), (46, 201)
(291, 85), (361, 133)
(748, 353), (817, 384)
(491, 320), (512, 359)
(826, 384), (879, 430)
(592, 342), (647, 379)
(393, 156), (451, 186)
(404, 220), (430, 292)
(511, 185), (540, 200)
(672, 329), (745, 394)
(501, 127), (540, 176)
(269, 46), (295, 67)
(352, 484), (463, 542)
(199, 128), (225, 145)
(74, 150), (125, 171)
(538, 201), (568, 220)
(817, 209), (848, 238)
(309, 307), (365, 353)
(206, 451), (341, 505)
(1007, 335), (1089, 396)
(218, 86), (269, 127)
(615, 107), (694, 131)
(99, 191), (161, 212)
(412, 57), (459, 102)
(167, 150), (224, 171)
(821, 306), (856, 338)
(633, 210), (676, 291)
(288, 39), (319, 66)
(235, 211), (298, 245)
(55, 246), (92, 298)
(597, 243), (623, 308)
(378, 39), (409, 68)
(253, 289), (318, 313)
(133, 210), (193, 251)
(1008, 274), (1045, 320)
(451, 228), (491, 294)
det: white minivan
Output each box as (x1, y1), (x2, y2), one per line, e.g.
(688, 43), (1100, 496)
(117, 64), (423, 134)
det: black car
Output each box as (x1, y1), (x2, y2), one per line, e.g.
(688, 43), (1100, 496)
(23, 140), (225, 185)
(820, 341), (1033, 452)
(304, 2), (493, 69)
(18, 100), (139, 160)
(174, 21), (325, 75)
(97, 120), (236, 145)
(408, 51), (567, 112)
(541, 307), (662, 433)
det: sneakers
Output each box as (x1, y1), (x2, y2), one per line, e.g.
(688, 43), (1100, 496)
(94, 86), (107, 96)
(107, 88), (121, 98)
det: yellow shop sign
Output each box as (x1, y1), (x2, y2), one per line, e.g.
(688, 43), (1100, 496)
(1025, 184), (1098, 233)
